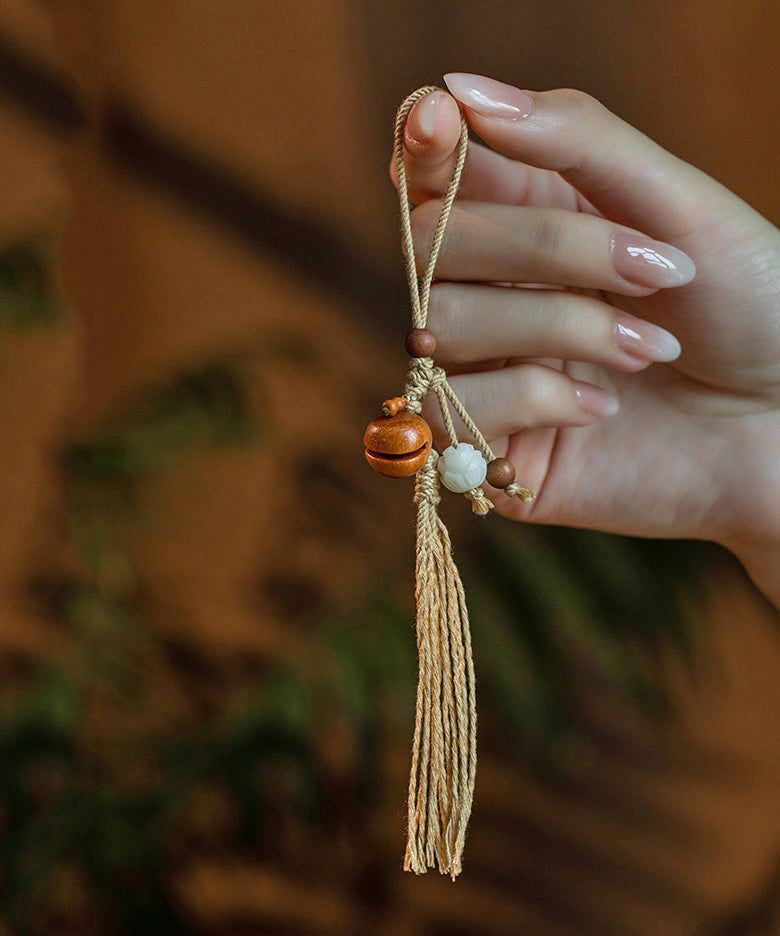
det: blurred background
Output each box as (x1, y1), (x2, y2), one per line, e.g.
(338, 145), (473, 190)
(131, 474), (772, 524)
(0, 0), (779, 933)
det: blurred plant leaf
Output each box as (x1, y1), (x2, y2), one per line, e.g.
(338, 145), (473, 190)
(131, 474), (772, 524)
(0, 670), (81, 740)
(324, 592), (418, 721)
(466, 573), (570, 749)
(0, 240), (60, 327)
(63, 361), (255, 485)
(551, 528), (705, 659)
(460, 519), (708, 758)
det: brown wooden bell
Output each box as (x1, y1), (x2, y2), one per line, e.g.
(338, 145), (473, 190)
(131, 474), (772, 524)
(364, 411), (433, 478)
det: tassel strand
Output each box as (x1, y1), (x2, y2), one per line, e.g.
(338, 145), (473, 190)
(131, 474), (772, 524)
(405, 452), (477, 878)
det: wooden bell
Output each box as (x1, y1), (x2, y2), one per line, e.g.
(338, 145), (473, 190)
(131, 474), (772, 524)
(364, 411), (433, 478)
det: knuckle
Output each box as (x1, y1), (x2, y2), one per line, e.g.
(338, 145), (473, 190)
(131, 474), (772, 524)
(425, 283), (455, 331)
(533, 211), (573, 269)
(532, 368), (561, 406)
(553, 87), (602, 118)
(555, 292), (589, 338)
(543, 90), (607, 177)
(409, 199), (442, 239)
(509, 366), (559, 422)
(516, 364), (553, 402)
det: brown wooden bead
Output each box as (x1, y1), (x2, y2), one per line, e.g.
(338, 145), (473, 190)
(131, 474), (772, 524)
(364, 412), (433, 478)
(381, 396), (407, 417)
(486, 457), (516, 489)
(405, 328), (437, 358)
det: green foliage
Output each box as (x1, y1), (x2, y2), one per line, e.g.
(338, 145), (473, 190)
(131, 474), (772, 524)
(64, 362), (255, 485)
(326, 592), (419, 724)
(167, 671), (322, 845)
(462, 519), (707, 766)
(0, 240), (60, 327)
(0, 354), (269, 931)
(0, 669), (187, 933)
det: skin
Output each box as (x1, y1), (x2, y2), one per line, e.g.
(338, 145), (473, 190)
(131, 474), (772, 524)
(391, 78), (780, 607)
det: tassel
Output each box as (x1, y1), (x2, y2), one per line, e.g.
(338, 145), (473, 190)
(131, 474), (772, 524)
(404, 450), (476, 879)
(362, 86), (536, 876)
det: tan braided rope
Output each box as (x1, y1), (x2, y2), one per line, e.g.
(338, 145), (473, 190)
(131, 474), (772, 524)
(394, 88), (534, 506)
(406, 450), (476, 877)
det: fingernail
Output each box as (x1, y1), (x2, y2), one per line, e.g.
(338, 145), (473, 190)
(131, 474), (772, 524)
(612, 232), (696, 288)
(444, 73), (533, 121)
(614, 312), (681, 363)
(406, 90), (443, 144)
(574, 382), (619, 418)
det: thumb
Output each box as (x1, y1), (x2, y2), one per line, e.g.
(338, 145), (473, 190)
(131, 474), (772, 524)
(443, 73), (735, 241)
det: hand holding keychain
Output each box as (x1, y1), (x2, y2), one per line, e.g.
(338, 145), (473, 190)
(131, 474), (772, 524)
(364, 86), (534, 879)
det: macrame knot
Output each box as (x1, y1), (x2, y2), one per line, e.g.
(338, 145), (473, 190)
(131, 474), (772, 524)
(414, 450), (441, 507)
(505, 482), (536, 503)
(404, 357), (448, 413)
(428, 366), (447, 392)
(464, 488), (494, 515)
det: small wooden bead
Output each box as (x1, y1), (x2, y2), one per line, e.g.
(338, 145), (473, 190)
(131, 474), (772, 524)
(381, 396), (407, 417)
(486, 457), (516, 489)
(405, 328), (437, 358)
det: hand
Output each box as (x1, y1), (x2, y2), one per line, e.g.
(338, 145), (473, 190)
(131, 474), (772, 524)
(392, 75), (780, 602)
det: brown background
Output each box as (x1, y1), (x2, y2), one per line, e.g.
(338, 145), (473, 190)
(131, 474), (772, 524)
(0, 0), (779, 933)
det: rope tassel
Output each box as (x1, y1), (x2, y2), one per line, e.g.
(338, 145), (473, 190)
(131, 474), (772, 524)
(405, 451), (476, 878)
(363, 85), (536, 878)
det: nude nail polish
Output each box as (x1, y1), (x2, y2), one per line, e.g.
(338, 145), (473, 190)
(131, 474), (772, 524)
(614, 312), (681, 363)
(612, 232), (696, 288)
(574, 382), (619, 418)
(406, 90), (442, 143)
(444, 73), (533, 120)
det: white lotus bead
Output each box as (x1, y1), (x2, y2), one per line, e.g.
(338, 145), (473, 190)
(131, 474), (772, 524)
(437, 443), (487, 494)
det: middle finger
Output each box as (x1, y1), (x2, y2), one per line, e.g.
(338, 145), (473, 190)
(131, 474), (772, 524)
(412, 201), (696, 296)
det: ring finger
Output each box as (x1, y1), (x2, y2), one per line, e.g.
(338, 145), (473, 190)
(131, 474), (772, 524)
(422, 362), (618, 451)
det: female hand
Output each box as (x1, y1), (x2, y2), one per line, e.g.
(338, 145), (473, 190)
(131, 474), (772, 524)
(393, 74), (780, 602)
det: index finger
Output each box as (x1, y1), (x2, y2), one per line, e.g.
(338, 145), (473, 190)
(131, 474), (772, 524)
(389, 89), (581, 210)
(443, 74), (733, 240)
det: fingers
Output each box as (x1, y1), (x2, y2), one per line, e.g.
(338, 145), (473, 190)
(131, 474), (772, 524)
(390, 90), (580, 209)
(422, 363), (618, 448)
(443, 74), (733, 239)
(412, 201), (696, 294)
(428, 283), (681, 372)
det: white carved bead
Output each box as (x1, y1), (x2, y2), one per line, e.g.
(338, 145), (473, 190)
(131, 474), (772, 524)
(437, 444), (487, 494)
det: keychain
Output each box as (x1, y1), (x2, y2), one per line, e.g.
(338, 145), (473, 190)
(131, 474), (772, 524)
(364, 86), (535, 878)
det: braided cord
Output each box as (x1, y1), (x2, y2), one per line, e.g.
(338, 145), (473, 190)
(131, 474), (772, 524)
(394, 87), (534, 506)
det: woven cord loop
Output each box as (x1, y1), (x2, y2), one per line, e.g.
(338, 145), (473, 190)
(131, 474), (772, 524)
(395, 89), (534, 505)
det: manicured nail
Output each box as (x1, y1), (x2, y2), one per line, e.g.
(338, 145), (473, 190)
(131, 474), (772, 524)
(444, 73), (533, 121)
(612, 232), (696, 288)
(614, 312), (681, 363)
(406, 90), (443, 144)
(574, 382), (619, 418)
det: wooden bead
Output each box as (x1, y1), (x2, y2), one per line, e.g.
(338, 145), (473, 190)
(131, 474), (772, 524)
(405, 328), (437, 358)
(381, 396), (407, 417)
(486, 457), (516, 489)
(364, 412), (433, 478)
